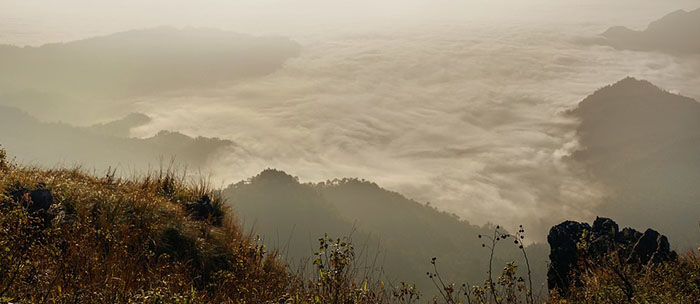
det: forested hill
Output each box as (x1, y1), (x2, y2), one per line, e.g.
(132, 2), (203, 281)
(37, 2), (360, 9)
(224, 169), (549, 293)
(569, 77), (700, 248)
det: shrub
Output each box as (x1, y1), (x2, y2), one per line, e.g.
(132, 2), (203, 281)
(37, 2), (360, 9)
(428, 225), (537, 304)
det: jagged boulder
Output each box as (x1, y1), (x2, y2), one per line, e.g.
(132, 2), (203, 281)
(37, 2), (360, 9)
(628, 229), (674, 264)
(547, 217), (677, 295)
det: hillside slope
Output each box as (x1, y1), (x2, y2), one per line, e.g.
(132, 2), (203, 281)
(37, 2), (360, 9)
(0, 147), (414, 303)
(569, 77), (700, 247)
(224, 169), (549, 293)
(0, 148), (294, 303)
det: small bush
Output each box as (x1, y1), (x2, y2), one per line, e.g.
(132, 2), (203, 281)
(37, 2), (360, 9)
(428, 225), (537, 304)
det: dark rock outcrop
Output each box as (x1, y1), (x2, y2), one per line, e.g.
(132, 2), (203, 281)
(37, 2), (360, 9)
(10, 187), (53, 213)
(547, 217), (677, 295)
(547, 220), (591, 294)
(186, 194), (214, 221)
(628, 229), (674, 264)
(8, 186), (55, 225)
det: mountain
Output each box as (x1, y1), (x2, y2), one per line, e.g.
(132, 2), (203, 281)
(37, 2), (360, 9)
(223, 169), (374, 260)
(224, 169), (549, 294)
(569, 77), (700, 247)
(0, 105), (232, 171)
(599, 8), (700, 54)
(0, 27), (301, 122)
(88, 112), (151, 137)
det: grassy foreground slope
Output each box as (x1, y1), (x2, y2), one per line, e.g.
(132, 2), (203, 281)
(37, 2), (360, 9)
(0, 148), (396, 303)
(0, 147), (290, 303)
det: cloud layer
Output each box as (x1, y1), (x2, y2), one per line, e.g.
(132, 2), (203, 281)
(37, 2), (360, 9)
(2, 0), (699, 240)
(129, 19), (699, 239)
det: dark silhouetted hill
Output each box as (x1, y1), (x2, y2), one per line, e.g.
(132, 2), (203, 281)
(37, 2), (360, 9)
(569, 77), (700, 247)
(224, 169), (549, 294)
(599, 8), (700, 53)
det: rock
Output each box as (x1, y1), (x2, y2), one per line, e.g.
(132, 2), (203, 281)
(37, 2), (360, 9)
(28, 189), (53, 213)
(9, 187), (53, 213)
(589, 217), (619, 254)
(547, 217), (676, 295)
(592, 217), (618, 237)
(627, 229), (676, 264)
(186, 194), (214, 220)
(547, 220), (591, 293)
(7, 186), (55, 225)
(617, 227), (642, 247)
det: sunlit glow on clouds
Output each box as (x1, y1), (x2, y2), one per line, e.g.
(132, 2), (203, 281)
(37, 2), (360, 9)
(2, 0), (699, 239)
(129, 22), (699, 238)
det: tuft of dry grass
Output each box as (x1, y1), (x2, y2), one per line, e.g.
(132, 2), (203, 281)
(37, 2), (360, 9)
(550, 252), (700, 304)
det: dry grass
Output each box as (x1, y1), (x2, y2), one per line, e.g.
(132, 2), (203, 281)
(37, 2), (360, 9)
(0, 147), (404, 303)
(0, 157), (293, 303)
(550, 252), (700, 304)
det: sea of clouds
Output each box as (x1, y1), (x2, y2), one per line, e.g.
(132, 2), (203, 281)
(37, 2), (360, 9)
(131, 25), (699, 239)
(2, 0), (700, 240)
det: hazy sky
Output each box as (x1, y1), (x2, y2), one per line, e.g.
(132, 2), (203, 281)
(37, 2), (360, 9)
(2, 0), (699, 240)
(3, 0), (700, 45)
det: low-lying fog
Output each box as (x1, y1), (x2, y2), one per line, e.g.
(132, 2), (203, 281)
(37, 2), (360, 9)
(2, 0), (699, 241)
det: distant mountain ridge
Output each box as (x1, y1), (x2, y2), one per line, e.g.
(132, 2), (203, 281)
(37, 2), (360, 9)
(0, 27), (301, 122)
(600, 8), (700, 53)
(88, 113), (152, 137)
(0, 105), (232, 171)
(0, 27), (301, 96)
